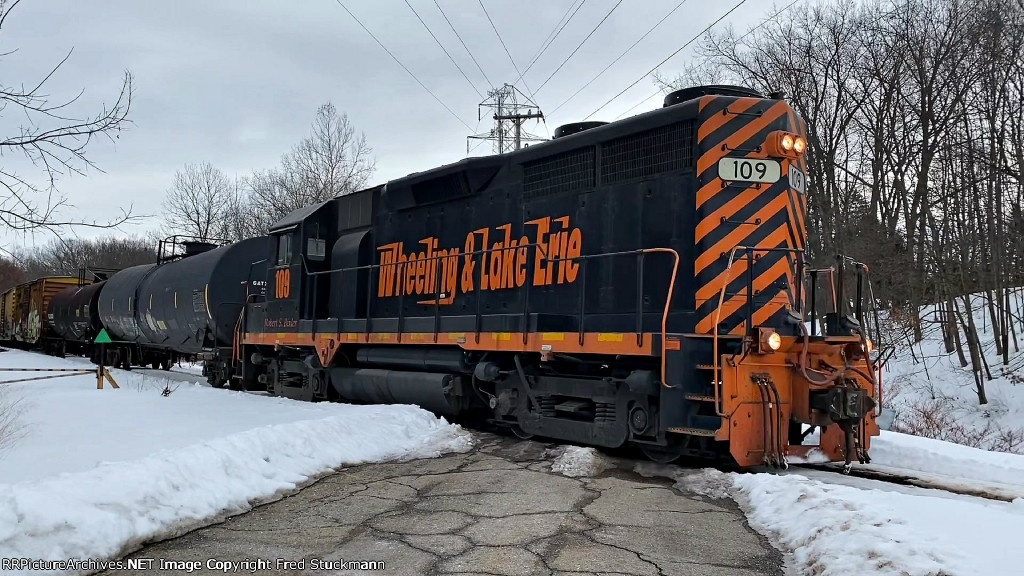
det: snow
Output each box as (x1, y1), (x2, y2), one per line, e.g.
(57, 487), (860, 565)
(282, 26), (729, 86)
(171, 361), (205, 376)
(883, 289), (1024, 452)
(867, 430), (1024, 499)
(635, 428), (1024, 575)
(547, 445), (612, 478)
(0, 349), (472, 573)
(648, 464), (1024, 576)
(683, 469), (1024, 576)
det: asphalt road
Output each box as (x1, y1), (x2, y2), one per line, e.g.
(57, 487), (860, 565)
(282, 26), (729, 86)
(102, 434), (783, 576)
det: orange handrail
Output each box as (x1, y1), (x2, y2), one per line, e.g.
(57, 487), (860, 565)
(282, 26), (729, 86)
(639, 248), (680, 388)
(711, 246), (747, 416)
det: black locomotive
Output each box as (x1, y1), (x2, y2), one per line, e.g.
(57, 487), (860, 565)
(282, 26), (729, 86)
(10, 85), (880, 467)
(229, 85), (881, 467)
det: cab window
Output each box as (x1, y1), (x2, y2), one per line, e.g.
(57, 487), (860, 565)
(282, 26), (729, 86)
(276, 233), (294, 266)
(307, 237), (326, 260)
(306, 223), (326, 261)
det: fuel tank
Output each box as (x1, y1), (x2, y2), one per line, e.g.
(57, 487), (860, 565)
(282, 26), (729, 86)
(48, 282), (105, 342)
(98, 237), (268, 353)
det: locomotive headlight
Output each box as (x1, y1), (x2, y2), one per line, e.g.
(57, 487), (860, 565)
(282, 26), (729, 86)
(865, 338), (875, 353)
(781, 133), (795, 152)
(757, 327), (783, 353)
(794, 137), (807, 154)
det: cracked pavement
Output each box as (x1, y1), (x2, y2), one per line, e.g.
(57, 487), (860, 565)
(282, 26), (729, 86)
(102, 434), (782, 576)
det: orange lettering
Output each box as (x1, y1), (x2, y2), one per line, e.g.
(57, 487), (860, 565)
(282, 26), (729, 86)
(377, 243), (399, 297)
(461, 233), (476, 293)
(275, 268), (292, 299)
(565, 228), (582, 282)
(515, 237), (528, 287)
(526, 217), (551, 286)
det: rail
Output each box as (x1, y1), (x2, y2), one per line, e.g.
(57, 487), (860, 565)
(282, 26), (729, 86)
(296, 243), (680, 384)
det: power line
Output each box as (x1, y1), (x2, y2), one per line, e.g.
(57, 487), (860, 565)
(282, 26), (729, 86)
(584, 0), (750, 120)
(404, 0), (482, 98)
(736, 0), (803, 43)
(432, 0), (494, 90)
(516, 0), (588, 85)
(333, 0), (472, 131)
(611, 91), (661, 120)
(550, 0), (690, 115)
(534, 0), (624, 96)
(522, 0), (583, 70)
(477, 0), (536, 96)
(610, 0), (804, 121)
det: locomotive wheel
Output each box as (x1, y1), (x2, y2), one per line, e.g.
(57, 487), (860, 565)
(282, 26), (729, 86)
(640, 444), (680, 464)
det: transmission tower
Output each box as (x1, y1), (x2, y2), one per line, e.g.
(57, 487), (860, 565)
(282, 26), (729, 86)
(467, 84), (546, 154)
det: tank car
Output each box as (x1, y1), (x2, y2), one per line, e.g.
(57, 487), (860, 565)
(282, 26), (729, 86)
(96, 237), (268, 373)
(239, 86), (882, 467)
(48, 280), (106, 356)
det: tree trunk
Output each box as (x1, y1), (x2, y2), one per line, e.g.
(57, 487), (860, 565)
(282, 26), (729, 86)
(958, 295), (989, 405)
(948, 296), (969, 367)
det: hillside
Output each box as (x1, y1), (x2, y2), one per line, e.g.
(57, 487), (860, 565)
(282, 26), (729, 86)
(882, 289), (1024, 453)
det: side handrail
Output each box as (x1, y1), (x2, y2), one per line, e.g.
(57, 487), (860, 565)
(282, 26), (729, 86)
(300, 243), (680, 360)
(288, 242), (679, 383)
(642, 248), (680, 389)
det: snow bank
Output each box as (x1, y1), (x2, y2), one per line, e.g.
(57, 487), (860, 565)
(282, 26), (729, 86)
(0, 350), (472, 571)
(869, 431), (1024, 497)
(547, 445), (612, 478)
(684, 469), (1024, 576)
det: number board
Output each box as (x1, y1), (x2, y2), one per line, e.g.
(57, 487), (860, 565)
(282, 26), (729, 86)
(718, 158), (781, 184)
(789, 164), (807, 194)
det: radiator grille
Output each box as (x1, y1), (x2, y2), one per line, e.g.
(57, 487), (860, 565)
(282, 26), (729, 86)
(523, 147), (595, 199)
(600, 121), (695, 183)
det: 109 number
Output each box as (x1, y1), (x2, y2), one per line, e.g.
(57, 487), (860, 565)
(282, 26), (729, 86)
(718, 158), (781, 183)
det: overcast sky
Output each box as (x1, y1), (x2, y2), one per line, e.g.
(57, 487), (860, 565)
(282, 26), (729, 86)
(1, 0), (779, 248)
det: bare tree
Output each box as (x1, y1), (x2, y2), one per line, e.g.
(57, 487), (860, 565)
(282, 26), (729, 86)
(0, 0), (134, 246)
(293, 102), (375, 198)
(162, 163), (234, 241)
(0, 255), (24, 292)
(17, 236), (154, 277)
(234, 103), (375, 238)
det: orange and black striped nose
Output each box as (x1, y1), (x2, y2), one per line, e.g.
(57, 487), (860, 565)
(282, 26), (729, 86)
(692, 96), (808, 336)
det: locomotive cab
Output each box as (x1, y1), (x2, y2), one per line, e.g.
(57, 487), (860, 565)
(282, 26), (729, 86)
(268, 200), (344, 320)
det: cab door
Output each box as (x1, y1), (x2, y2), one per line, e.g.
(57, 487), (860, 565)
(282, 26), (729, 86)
(267, 229), (302, 329)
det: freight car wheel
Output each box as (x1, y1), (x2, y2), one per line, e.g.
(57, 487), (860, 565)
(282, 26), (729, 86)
(640, 444), (680, 464)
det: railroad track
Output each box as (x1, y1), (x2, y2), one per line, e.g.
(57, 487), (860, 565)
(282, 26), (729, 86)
(791, 463), (1015, 502)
